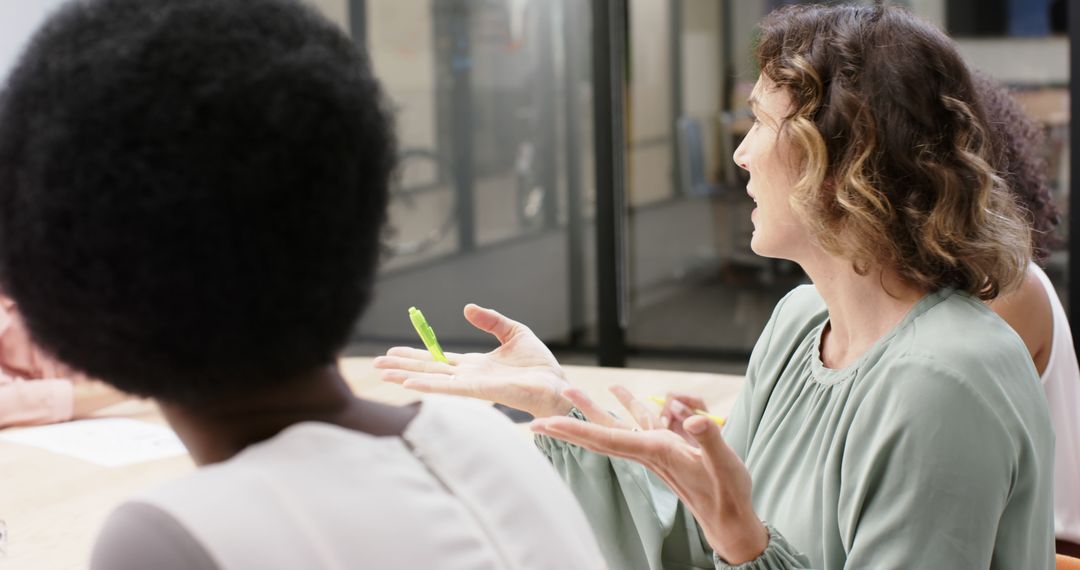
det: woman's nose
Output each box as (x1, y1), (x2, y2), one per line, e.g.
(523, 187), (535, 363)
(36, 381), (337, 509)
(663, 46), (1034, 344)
(732, 139), (749, 171)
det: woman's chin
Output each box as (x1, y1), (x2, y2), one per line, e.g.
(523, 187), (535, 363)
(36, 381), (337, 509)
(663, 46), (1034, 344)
(749, 235), (783, 260)
(749, 232), (765, 256)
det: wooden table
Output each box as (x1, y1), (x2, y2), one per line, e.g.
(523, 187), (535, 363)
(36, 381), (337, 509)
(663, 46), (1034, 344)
(0, 357), (743, 569)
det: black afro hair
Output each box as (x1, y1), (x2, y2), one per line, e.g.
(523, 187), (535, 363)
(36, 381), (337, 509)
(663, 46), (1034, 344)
(0, 0), (396, 405)
(973, 71), (1062, 264)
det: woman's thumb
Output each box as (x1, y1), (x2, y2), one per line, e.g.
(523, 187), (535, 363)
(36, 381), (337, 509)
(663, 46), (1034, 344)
(464, 303), (522, 343)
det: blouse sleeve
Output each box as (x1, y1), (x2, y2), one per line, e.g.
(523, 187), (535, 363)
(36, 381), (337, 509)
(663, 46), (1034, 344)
(713, 354), (1051, 570)
(833, 357), (1049, 569)
(711, 524), (810, 569)
(533, 290), (802, 570)
(535, 409), (715, 570)
(536, 412), (815, 570)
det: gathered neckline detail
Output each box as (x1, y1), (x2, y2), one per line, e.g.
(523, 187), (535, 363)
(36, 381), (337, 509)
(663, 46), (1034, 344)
(808, 288), (955, 386)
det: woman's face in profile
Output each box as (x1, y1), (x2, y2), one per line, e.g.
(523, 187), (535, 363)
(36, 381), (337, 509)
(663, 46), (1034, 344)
(733, 77), (811, 261)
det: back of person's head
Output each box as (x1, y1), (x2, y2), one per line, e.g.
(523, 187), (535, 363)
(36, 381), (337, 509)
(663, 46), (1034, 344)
(755, 3), (1029, 299)
(971, 70), (1061, 265)
(0, 0), (396, 406)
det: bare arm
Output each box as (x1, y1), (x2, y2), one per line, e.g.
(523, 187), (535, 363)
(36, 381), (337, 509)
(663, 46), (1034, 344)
(72, 380), (130, 418)
(987, 268), (1053, 375)
(0, 375), (74, 427)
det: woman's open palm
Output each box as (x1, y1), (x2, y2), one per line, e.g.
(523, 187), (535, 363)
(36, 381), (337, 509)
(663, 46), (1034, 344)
(374, 304), (573, 418)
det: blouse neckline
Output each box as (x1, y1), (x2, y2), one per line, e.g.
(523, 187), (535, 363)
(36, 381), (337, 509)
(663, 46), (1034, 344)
(809, 287), (956, 386)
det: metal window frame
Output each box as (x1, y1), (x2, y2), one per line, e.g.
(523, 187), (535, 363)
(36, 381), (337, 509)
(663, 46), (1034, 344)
(1070, 2), (1079, 357)
(592, 0), (630, 367)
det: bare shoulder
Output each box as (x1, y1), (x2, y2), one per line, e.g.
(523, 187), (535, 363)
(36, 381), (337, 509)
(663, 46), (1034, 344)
(987, 268), (1053, 374)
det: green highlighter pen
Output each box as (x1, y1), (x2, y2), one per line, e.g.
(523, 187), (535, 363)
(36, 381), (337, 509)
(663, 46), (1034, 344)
(408, 306), (449, 363)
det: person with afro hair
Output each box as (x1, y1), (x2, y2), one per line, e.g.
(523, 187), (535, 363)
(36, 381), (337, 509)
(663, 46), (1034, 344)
(0, 0), (605, 568)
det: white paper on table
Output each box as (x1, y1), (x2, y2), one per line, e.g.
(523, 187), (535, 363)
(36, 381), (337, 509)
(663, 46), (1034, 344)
(0, 418), (187, 467)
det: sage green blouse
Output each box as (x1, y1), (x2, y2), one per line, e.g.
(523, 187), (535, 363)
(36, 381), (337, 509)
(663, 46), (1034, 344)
(538, 285), (1055, 569)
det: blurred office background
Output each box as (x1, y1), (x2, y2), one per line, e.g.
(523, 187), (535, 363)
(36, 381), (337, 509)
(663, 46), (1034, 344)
(1, 0), (1068, 374)
(309, 0), (1071, 373)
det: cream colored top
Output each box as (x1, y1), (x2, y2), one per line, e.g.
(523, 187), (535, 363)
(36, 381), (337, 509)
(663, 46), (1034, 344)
(91, 396), (606, 570)
(1031, 263), (1080, 543)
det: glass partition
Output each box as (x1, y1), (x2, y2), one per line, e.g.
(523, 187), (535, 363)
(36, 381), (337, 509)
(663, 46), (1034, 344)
(311, 0), (1071, 370)
(347, 0), (597, 353)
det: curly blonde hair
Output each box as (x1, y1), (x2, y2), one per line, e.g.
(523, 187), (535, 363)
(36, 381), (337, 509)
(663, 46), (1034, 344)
(756, 4), (1030, 300)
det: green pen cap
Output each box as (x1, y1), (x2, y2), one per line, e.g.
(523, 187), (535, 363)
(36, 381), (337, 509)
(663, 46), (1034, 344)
(408, 306), (449, 363)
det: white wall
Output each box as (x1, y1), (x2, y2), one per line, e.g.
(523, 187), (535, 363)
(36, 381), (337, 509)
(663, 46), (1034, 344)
(683, 0), (723, 180)
(366, 1), (437, 153)
(304, 0), (349, 32)
(627, 0), (674, 207)
(0, 1), (73, 86)
(731, 1), (764, 82)
(958, 37), (1068, 85)
(731, 1), (1066, 87)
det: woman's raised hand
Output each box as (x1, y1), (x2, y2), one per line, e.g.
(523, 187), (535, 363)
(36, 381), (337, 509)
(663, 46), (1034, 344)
(373, 304), (573, 418)
(658, 392), (712, 445)
(531, 387), (769, 565)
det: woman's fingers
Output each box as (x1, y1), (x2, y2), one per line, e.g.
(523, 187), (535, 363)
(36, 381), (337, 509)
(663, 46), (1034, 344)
(659, 393), (709, 443)
(562, 387), (624, 429)
(380, 369), (449, 385)
(464, 303), (532, 345)
(663, 399), (695, 437)
(379, 370), (408, 385)
(384, 346), (436, 360)
(683, 415), (739, 475)
(531, 416), (657, 461)
(666, 391), (709, 412)
(661, 394), (704, 425)
(388, 371), (479, 398)
(380, 346), (465, 365)
(609, 385), (660, 430)
(373, 354), (455, 375)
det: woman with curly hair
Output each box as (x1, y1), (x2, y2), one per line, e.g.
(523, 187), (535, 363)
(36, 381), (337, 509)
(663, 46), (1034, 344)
(975, 71), (1080, 557)
(377, 4), (1054, 568)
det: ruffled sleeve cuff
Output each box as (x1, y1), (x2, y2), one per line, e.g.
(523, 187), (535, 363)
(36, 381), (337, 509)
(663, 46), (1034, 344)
(712, 523), (812, 570)
(533, 406), (588, 458)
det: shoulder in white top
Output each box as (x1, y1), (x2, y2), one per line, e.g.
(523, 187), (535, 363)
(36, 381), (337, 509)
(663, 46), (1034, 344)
(1030, 262), (1080, 543)
(91, 396), (606, 570)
